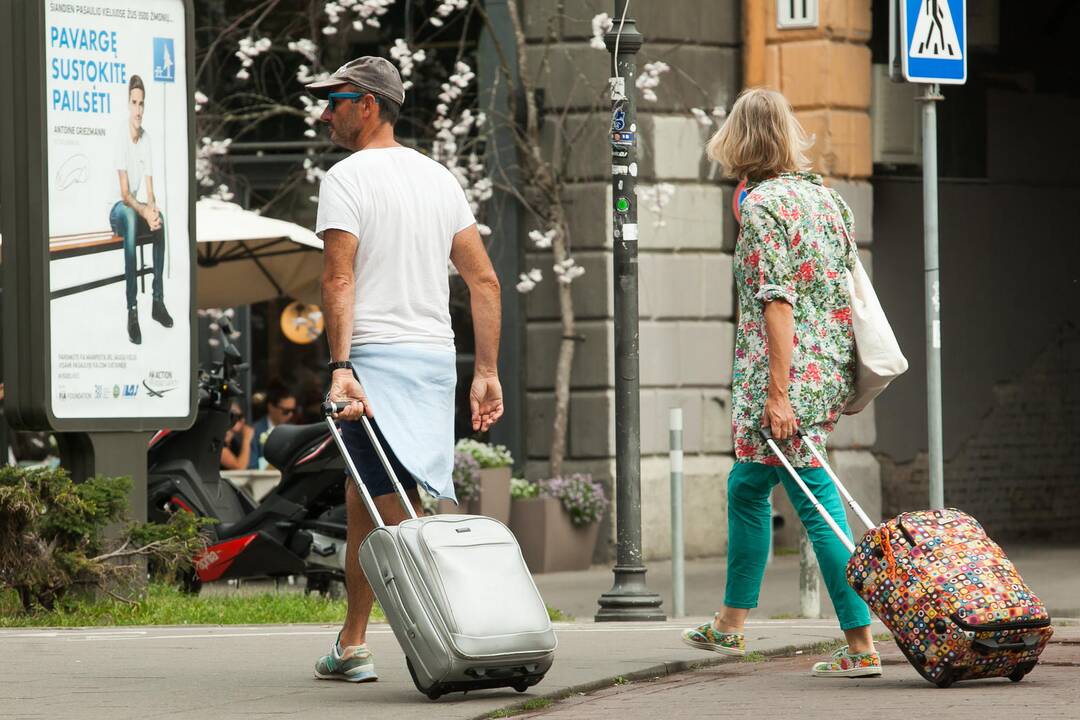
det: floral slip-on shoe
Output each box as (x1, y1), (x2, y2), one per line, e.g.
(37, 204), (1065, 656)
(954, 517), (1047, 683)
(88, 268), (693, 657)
(810, 645), (883, 678)
(680, 616), (746, 657)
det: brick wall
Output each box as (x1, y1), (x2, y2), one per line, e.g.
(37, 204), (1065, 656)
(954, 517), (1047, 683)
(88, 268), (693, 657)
(881, 323), (1080, 542)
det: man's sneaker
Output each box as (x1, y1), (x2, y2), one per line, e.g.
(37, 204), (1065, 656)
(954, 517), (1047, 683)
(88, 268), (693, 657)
(811, 645), (882, 678)
(680, 616), (745, 657)
(152, 299), (174, 328)
(314, 637), (378, 683)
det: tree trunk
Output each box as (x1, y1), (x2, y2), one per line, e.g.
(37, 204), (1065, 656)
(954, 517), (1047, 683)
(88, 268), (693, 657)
(505, 0), (577, 479)
(548, 218), (575, 478)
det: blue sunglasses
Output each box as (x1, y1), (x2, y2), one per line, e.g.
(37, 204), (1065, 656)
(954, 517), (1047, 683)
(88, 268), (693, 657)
(326, 91), (381, 112)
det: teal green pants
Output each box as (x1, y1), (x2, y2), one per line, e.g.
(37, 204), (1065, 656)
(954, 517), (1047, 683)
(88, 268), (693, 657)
(725, 462), (871, 631)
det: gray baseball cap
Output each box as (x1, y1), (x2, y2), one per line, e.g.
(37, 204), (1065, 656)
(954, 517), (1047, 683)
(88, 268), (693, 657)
(306, 56), (405, 104)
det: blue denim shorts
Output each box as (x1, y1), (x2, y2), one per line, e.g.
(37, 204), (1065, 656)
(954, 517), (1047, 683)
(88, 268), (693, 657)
(340, 417), (418, 498)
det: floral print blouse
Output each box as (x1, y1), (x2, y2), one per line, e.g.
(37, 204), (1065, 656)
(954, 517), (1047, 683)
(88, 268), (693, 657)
(732, 172), (858, 467)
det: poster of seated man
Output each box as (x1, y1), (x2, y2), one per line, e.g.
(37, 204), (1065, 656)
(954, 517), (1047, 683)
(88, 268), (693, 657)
(111, 74), (173, 345)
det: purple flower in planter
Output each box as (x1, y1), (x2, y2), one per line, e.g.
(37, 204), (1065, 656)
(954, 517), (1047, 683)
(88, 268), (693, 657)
(452, 451), (481, 501)
(538, 473), (608, 527)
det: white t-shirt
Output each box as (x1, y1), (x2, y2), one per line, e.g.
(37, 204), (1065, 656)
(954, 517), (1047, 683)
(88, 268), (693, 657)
(315, 146), (475, 348)
(115, 127), (153, 200)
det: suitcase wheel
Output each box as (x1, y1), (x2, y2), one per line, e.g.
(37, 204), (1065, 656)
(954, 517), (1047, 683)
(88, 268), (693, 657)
(406, 657), (444, 701)
(513, 680), (530, 693)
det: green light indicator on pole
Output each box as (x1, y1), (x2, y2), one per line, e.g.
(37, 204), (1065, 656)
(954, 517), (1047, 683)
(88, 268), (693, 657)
(615, 197), (630, 213)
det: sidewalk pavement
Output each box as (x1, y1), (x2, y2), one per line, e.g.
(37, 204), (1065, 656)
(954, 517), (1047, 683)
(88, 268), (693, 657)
(513, 627), (1080, 720)
(0, 618), (885, 720)
(2, 544), (1074, 719)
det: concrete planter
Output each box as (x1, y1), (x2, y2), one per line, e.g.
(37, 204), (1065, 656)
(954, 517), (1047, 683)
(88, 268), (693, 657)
(435, 466), (512, 520)
(509, 496), (600, 574)
(435, 499), (466, 515)
(467, 466), (512, 524)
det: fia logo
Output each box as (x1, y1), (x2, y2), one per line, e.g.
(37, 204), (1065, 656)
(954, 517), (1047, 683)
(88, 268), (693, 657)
(153, 38), (175, 82)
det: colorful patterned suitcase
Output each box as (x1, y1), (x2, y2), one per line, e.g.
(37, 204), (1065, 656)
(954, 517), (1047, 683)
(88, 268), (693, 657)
(761, 428), (1053, 687)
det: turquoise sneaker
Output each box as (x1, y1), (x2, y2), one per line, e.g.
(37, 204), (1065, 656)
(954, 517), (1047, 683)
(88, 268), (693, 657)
(314, 635), (378, 683)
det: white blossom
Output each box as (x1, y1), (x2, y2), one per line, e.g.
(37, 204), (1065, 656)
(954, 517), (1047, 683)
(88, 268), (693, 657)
(436, 0), (468, 18)
(552, 257), (585, 285)
(590, 13), (612, 50)
(196, 137), (232, 189)
(477, 223), (492, 237)
(516, 271), (540, 293)
(303, 157), (327, 185)
(636, 61), (669, 102)
(529, 228), (556, 249)
(638, 183), (677, 227)
(691, 106), (727, 127)
(194, 90), (208, 112)
(287, 38), (319, 63)
(234, 36), (271, 81)
(390, 39), (426, 91)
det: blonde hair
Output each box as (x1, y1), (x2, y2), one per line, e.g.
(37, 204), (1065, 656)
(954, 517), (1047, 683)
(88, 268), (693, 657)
(706, 87), (813, 182)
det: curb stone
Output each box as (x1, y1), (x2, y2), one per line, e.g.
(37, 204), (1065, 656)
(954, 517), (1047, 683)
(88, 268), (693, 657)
(469, 636), (846, 720)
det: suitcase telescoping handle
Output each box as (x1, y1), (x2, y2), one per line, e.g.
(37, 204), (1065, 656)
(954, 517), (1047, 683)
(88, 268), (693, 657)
(321, 401), (419, 528)
(759, 427), (876, 553)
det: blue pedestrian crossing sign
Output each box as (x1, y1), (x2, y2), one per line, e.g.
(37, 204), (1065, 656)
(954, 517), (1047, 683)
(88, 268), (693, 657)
(900, 0), (966, 84)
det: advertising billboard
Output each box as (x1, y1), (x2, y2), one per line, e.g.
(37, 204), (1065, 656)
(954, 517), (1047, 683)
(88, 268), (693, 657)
(0, 0), (196, 431)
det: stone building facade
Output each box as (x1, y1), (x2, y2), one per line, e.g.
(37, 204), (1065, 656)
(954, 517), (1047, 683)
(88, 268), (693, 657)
(518, 0), (881, 560)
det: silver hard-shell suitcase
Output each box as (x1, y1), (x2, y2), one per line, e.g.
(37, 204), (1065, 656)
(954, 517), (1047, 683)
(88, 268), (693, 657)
(322, 402), (557, 700)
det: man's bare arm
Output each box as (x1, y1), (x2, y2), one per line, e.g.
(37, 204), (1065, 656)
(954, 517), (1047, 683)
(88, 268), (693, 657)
(321, 228), (370, 419)
(450, 224), (503, 430)
(451, 224), (500, 375)
(321, 228), (358, 362)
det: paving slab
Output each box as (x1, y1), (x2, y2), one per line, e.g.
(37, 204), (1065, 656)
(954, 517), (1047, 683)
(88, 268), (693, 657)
(0, 618), (881, 720)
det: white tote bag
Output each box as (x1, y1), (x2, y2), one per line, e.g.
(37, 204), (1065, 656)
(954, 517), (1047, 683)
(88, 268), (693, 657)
(843, 255), (908, 414)
(823, 192), (908, 414)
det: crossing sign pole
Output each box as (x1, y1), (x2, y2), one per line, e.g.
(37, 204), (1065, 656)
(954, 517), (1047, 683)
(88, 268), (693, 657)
(892, 0), (966, 510)
(919, 82), (945, 511)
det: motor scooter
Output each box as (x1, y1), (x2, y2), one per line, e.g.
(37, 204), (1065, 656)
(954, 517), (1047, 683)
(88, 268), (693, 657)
(147, 319), (348, 593)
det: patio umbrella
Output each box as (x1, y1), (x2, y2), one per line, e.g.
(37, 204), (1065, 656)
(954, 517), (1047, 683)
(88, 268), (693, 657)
(196, 199), (323, 308)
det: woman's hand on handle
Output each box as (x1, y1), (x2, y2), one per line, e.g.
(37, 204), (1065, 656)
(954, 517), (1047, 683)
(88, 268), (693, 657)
(763, 392), (798, 441)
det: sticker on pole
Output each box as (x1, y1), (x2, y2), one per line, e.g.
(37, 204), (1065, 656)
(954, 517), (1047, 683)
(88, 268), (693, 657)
(901, 0), (966, 84)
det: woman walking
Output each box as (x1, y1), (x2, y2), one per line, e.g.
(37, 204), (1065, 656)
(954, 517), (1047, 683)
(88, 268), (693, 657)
(680, 88), (880, 678)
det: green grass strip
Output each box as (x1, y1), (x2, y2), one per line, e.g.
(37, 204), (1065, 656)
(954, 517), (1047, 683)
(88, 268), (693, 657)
(0, 583), (387, 628)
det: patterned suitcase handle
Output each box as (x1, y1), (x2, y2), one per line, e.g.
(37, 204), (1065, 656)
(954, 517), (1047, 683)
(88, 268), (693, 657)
(322, 400), (419, 528)
(759, 427), (877, 553)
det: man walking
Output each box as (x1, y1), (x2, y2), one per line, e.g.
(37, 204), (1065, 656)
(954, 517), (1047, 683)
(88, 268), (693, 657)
(307, 57), (504, 683)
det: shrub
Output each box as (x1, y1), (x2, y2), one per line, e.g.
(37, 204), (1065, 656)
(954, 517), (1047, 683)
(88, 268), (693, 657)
(0, 466), (209, 612)
(538, 473), (608, 527)
(454, 439), (513, 469)
(510, 477), (540, 500)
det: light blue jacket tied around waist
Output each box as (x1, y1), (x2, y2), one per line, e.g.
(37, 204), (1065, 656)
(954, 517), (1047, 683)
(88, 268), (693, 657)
(349, 342), (458, 502)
